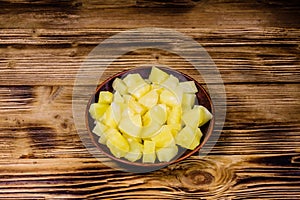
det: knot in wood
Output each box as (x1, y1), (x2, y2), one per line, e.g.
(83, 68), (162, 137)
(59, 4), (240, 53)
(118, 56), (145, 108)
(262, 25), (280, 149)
(182, 169), (214, 186)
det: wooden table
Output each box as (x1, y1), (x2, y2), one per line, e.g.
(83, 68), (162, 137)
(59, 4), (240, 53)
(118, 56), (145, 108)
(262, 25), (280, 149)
(0, 0), (299, 199)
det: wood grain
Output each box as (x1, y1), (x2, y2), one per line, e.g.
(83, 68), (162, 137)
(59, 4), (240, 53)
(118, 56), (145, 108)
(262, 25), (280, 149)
(0, 0), (300, 199)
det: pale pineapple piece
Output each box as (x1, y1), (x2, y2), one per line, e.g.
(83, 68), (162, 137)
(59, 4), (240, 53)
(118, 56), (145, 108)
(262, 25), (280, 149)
(138, 89), (158, 109)
(105, 128), (129, 158)
(129, 83), (151, 99)
(168, 124), (182, 137)
(141, 120), (162, 138)
(102, 102), (121, 128)
(98, 91), (113, 104)
(128, 97), (147, 115)
(123, 73), (146, 88)
(156, 145), (178, 162)
(167, 105), (182, 126)
(118, 109), (142, 138)
(179, 81), (198, 93)
(160, 75), (179, 91)
(149, 104), (167, 125)
(149, 66), (169, 84)
(181, 93), (196, 111)
(189, 127), (203, 150)
(151, 125), (175, 148)
(143, 140), (156, 163)
(113, 91), (124, 104)
(175, 126), (200, 150)
(182, 108), (199, 128)
(89, 103), (109, 120)
(124, 139), (143, 162)
(159, 89), (180, 107)
(112, 78), (128, 95)
(182, 105), (212, 128)
(93, 121), (109, 144)
(194, 105), (213, 127)
(92, 121), (108, 137)
(123, 73), (151, 99)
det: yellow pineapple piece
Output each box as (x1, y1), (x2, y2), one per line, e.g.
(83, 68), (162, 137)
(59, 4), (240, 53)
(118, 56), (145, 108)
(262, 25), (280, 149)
(89, 103), (109, 120)
(179, 81), (198, 93)
(143, 140), (156, 163)
(159, 89), (180, 107)
(112, 78), (128, 95)
(102, 102), (121, 128)
(167, 105), (182, 126)
(125, 139), (143, 162)
(138, 89), (158, 109)
(156, 145), (178, 162)
(151, 125), (175, 148)
(175, 126), (200, 150)
(98, 91), (113, 104)
(105, 128), (129, 158)
(118, 109), (142, 138)
(128, 97), (147, 115)
(149, 66), (169, 84)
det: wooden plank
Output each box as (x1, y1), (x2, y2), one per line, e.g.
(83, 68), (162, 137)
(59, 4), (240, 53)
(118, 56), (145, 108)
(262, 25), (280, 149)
(0, 84), (299, 157)
(0, 0), (299, 29)
(0, 28), (299, 85)
(0, 155), (299, 199)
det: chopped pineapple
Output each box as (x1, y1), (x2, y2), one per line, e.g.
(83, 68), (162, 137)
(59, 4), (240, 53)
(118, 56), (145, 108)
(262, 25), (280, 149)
(175, 126), (200, 150)
(167, 105), (182, 126)
(181, 93), (196, 111)
(182, 105), (212, 128)
(98, 91), (113, 104)
(89, 66), (212, 163)
(151, 125), (175, 148)
(112, 78), (128, 95)
(138, 89), (158, 109)
(156, 145), (178, 162)
(125, 139), (143, 162)
(89, 103), (109, 121)
(159, 89), (180, 107)
(149, 66), (169, 84)
(179, 81), (198, 93)
(143, 140), (156, 163)
(105, 128), (129, 158)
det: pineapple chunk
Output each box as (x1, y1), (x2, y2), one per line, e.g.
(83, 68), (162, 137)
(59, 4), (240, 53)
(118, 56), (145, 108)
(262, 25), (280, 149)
(125, 139), (143, 162)
(179, 81), (198, 93)
(182, 105), (212, 128)
(181, 93), (196, 111)
(175, 126), (200, 150)
(102, 102), (121, 128)
(195, 105), (213, 127)
(112, 78), (128, 95)
(118, 109), (142, 138)
(113, 91), (124, 103)
(151, 125), (175, 148)
(149, 66), (169, 84)
(167, 105), (182, 125)
(105, 128), (129, 158)
(128, 97), (147, 115)
(159, 89), (180, 107)
(143, 140), (156, 163)
(149, 104), (167, 125)
(156, 145), (178, 162)
(160, 75), (179, 91)
(124, 74), (150, 99)
(138, 89), (158, 109)
(123, 73), (145, 88)
(89, 103), (109, 120)
(98, 91), (113, 104)
(189, 127), (203, 150)
(129, 83), (151, 99)
(141, 120), (161, 138)
(92, 121), (108, 137)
